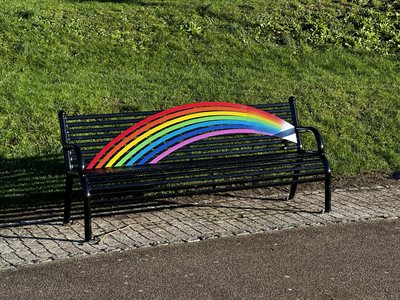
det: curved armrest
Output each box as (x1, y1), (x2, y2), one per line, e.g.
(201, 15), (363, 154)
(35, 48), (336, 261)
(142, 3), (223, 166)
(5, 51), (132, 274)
(63, 144), (85, 173)
(296, 126), (325, 155)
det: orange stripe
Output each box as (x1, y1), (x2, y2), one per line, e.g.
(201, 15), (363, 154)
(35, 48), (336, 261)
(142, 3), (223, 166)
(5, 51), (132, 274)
(96, 106), (251, 168)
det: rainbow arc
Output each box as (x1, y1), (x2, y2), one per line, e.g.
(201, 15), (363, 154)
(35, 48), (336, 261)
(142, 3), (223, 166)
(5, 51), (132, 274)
(87, 102), (297, 169)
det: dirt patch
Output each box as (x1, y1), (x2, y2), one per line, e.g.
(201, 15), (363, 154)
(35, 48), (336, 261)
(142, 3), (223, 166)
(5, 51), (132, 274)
(332, 172), (400, 189)
(180, 172), (400, 204)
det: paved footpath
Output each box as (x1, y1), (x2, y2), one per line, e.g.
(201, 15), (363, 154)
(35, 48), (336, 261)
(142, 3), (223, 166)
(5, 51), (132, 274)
(0, 186), (399, 270)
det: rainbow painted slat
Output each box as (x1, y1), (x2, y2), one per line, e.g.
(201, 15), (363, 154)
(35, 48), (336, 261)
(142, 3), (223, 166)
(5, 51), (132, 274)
(87, 102), (297, 169)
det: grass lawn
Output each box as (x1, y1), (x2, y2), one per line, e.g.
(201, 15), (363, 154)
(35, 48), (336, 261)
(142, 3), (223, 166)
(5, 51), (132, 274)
(0, 0), (399, 207)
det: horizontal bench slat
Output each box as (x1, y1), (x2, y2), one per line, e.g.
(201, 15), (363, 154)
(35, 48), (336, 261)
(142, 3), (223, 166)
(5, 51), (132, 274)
(85, 152), (318, 176)
(67, 126), (131, 134)
(66, 110), (157, 120)
(87, 161), (323, 184)
(88, 168), (325, 193)
(67, 119), (144, 128)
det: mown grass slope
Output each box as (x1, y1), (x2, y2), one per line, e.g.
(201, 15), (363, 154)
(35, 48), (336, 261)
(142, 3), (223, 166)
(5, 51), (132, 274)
(0, 0), (399, 205)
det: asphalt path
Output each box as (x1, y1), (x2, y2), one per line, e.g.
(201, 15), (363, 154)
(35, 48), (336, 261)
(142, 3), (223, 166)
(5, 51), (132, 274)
(1, 219), (399, 300)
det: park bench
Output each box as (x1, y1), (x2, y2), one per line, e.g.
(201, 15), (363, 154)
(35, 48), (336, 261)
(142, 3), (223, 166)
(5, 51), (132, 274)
(58, 97), (331, 241)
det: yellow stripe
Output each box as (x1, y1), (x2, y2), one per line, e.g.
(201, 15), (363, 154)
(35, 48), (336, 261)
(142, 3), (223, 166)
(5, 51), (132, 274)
(106, 111), (272, 167)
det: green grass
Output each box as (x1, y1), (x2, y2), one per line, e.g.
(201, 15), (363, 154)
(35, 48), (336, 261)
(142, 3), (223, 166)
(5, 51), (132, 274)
(0, 0), (399, 206)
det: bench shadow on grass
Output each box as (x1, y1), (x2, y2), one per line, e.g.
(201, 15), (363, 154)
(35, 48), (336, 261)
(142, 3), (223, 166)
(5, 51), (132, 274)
(0, 154), (66, 222)
(0, 155), (188, 231)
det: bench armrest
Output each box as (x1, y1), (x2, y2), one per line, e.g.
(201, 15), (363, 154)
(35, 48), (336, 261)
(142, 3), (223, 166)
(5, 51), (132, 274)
(63, 143), (85, 173)
(295, 126), (325, 155)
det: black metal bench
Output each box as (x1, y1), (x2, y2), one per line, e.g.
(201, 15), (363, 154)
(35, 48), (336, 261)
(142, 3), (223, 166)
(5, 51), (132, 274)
(58, 97), (331, 241)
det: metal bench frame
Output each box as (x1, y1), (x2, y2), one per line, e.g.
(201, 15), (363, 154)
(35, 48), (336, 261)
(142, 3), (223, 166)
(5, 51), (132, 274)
(59, 97), (331, 241)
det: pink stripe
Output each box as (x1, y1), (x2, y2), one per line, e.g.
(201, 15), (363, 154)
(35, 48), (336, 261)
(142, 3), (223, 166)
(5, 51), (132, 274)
(149, 129), (266, 164)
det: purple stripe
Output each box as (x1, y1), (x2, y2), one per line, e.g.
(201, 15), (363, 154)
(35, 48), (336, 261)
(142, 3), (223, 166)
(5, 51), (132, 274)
(149, 129), (266, 164)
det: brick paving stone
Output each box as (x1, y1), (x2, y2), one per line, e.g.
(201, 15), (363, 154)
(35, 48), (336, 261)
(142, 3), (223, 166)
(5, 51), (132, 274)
(294, 211), (329, 225)
(155, 211), (181, 223)
(1, 252), (26, 267)
(295, 195), (325, 212)
(235, 217), (264, 232)
(335, 193), (376, 218)
(214, 207), (236, 216)
(56, 240), (82, 256)
(89, 243), (109, 252)
(95, 218), (119, 234)
(262, 214), (290, 227)
(213, 220), (243, 234)
(157, 222), (188, 239)
(348, 191), (399, 213)
(197, 219), (227, 235)
(291, 212), (318, 225)
(147, 226), (176, 241)
(42, 243), (70, 258)
(224, 218), (253, 233)
(56, 223), (81, 237)
(28, 244), (55, 260)
(141, 213), (165, 223)
(115, 218), (136, 230)
(329, 200), (360, 220)
(378, 198), (400, 212)
(174, 208), (196, 216)
(138, 226), (166, 242)
(111, 233), (137, 248)
(0, 242), (14, 255)
(7, 239), (29, 253)
(120, 214), (139, 224)
(0, 229), (16, 242)
(127, 226), (155, 243)
(116, 230), (148, 248)
(11, 250), (39, 264)
(0, 256), (12, 269)
(0, 235), (9, 246)
(100, 234), (126, 249)
(187, 224), (215, 237)
(268, 213), (300, 226)
(96, 237), (116, 250)
(106, 218), (129, 230)
(37, 225), (64, 238)
(169, 221), (201, 238)
(128, 215), (152, 224)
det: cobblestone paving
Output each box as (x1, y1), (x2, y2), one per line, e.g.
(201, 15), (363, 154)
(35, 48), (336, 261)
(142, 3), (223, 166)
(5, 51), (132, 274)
(1, 186), (399, 270)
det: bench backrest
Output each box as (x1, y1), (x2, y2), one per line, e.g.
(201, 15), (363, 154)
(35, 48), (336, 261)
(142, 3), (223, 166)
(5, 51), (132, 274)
(59, 98), (301, 172)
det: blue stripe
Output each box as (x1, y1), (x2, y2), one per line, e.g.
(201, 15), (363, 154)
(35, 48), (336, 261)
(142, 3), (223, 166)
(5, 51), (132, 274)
(125, 121), (272, 166)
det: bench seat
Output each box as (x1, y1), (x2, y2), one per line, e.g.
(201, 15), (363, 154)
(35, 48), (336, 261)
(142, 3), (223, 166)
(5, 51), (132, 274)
(84, 151), (326, 200)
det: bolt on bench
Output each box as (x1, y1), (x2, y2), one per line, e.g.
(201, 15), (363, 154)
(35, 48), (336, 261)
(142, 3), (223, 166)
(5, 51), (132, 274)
(59, 97), (331, 241)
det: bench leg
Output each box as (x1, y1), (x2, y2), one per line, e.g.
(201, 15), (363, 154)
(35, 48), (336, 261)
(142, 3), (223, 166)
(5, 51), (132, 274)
(288, 158), (302, 200)
(325, 173), (332, 212)
(288, 183), (297, 200)
(84, 195), (93, 242)
(63, 175), (73, 224)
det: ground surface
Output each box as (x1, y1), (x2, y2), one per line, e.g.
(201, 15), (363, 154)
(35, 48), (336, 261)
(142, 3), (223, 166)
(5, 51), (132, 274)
(1, 219), (399, 300)
(1, 185), (399, 270)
